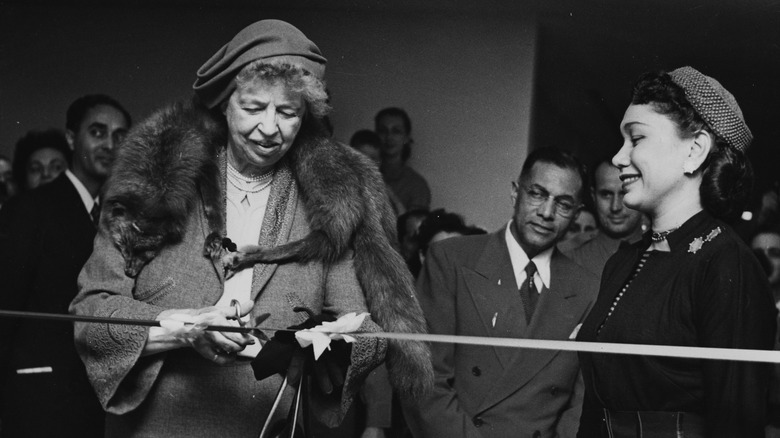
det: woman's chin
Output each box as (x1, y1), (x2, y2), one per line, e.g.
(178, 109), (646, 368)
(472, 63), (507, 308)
(622, 194), (643, 212)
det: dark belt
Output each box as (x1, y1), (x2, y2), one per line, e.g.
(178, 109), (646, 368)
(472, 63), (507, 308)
(603, 409), (705, 438)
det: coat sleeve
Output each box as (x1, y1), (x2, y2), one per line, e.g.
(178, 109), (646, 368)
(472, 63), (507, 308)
(403, 243), (483, 438)
(69, 227), (167, 414)
(696, 240), (777, 437)
(555, 370), (585, 438)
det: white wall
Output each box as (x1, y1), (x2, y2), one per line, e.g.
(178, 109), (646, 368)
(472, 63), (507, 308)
(0, 3), (537, 231)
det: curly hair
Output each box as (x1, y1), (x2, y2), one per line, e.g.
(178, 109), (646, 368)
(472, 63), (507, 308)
(12, 129), (72, 191)
(234, 60), (330, 118)
(631, 71), (752, 222)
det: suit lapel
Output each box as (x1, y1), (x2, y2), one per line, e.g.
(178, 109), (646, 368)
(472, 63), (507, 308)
(54, 174), (96, 243)
(463, 231), (526, 368)
(477, 250), (584, 411)
(250, 164), (298, 300)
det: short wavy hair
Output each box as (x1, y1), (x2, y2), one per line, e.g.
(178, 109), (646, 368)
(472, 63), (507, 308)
(234, 60), (330, 118)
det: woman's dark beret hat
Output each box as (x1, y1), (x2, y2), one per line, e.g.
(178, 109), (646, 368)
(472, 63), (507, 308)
(668, 66), (752, 152)
(193, 19), (327, 109)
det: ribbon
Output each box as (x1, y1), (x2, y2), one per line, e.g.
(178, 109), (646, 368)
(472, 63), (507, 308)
(2, 309), (780, 363)
(0, 309), (269, 335)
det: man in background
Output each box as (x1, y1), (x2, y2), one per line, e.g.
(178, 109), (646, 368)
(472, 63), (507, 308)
(405, 148), (599, 437)
(566, 158), (644, 280)
(0, 94), (131, 437)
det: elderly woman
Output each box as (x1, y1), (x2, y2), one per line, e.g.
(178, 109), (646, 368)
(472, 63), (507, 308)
(70, 20), (430, 437)
(576, 67), (776, 437)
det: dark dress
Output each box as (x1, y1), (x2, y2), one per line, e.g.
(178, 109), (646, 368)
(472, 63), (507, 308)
(577, 211), (776, 437)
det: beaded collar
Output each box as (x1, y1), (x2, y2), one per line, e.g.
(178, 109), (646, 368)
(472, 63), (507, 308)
(650, 227), (679, 243)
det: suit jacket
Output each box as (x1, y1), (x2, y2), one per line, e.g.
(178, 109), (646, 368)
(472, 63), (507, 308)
(0, 173), (104, 437)
(405, 229), (599, 438)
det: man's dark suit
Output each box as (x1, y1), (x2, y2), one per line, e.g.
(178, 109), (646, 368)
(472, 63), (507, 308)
(405, 228), (599, 438)
(0, 173), (104, 437)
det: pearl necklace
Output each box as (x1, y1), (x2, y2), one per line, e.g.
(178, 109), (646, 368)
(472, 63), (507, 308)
(227, 163), (274, 194)
(597, 250), (652, 334)
(227, 162), (274, 182)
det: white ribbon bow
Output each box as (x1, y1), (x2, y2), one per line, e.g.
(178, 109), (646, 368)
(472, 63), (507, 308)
(295, 312), (369, 360)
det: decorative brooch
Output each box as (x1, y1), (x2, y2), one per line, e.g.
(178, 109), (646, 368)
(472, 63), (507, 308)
(688, 227), (722, 254)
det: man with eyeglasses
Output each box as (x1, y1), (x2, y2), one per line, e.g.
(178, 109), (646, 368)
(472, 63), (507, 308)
(0, 94), (130, 437)
(404, 147), (599, 438)
(566, 158), (645, 281)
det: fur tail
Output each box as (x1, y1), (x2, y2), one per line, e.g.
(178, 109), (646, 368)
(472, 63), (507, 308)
(353, 222), (434, 401)
(223, 230), (338, 270)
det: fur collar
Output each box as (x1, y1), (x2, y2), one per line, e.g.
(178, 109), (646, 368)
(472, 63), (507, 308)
(102, 99), (432, 400)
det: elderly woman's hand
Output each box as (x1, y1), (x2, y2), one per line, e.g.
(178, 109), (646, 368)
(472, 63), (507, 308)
(144, 300), (256, 364)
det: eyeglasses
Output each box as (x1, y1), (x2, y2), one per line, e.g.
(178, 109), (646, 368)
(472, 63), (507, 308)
(517, 183), (580, 218)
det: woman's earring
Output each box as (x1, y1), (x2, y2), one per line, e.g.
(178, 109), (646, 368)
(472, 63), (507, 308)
(683, 163), (695, 175)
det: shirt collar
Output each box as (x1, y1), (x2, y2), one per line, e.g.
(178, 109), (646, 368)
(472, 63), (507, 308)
(65, 169), (97, 214)
(505, 221), (553, 291)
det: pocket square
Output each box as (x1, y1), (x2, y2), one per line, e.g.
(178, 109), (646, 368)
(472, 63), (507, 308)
(568, 323), (582, 340)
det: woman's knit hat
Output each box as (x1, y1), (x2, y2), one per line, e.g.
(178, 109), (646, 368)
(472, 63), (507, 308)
(668, 66), (752, 151)
(193, 19), (327, 109)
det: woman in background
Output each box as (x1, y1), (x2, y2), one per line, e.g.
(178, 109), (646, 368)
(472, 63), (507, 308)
(577, 67), (776, 437)
(350, 129), (406, 216)
(375, 107), (431, 211)
(12, 129), (71, 192)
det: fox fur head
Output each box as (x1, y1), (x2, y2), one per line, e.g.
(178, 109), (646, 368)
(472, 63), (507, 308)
(104, 199), (184, 277)
(102, 100), (224, 277)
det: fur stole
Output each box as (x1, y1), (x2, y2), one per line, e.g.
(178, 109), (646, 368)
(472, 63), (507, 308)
(102, 99), (433, 401)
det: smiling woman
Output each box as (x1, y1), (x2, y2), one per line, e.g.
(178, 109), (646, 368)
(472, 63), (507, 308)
(576, 67), (776, 438)
(68, 19), (431, 438)
(224, 65), (309, 176)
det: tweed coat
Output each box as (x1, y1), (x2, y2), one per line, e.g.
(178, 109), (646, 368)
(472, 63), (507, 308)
(67, 99), (403, 436)
(71, 166), (384, 437)
(405, 228), (599, 438)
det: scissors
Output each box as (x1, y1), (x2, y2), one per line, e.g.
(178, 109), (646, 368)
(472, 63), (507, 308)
(230, 299), (271, 341)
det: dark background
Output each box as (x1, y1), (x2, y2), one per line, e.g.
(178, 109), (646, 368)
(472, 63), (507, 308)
(2, 0), (778, 223)
(533, 0), (780, 203)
